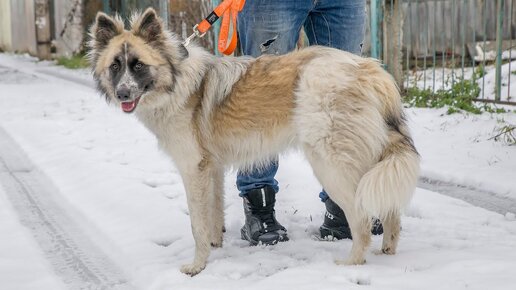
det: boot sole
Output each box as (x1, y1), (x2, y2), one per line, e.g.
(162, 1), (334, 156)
(240, 228), (289, 246)
(320, 225), (384, 240)
(319, 226), (352, 240)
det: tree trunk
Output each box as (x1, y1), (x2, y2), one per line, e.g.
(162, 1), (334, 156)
(383, 0), (404, 89)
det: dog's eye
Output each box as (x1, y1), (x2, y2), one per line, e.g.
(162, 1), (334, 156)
(110, 63), (119, 71)
(134, 62), (144, 71)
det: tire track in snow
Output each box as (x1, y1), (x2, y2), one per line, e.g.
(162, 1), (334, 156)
(418, 177), (516, 215)
(0, 127), (135, 290)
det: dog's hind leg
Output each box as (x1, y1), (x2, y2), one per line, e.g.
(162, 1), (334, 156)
(209, 167), (225, 248)
(304, 149), (371, 265)
(326, 185), (371, 265)
(378, 211), (401, 255)
(335, 203), (371, 265)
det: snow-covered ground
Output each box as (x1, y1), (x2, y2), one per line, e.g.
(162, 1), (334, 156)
(0, 53), (515, 289)
(0, 185), (66, 290)
(409, 108), (516, 199)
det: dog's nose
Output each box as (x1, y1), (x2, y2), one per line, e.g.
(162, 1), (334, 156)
(116, 87), (131, 101)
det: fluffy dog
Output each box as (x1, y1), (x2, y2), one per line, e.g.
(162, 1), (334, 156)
(88, 8), (420, 276)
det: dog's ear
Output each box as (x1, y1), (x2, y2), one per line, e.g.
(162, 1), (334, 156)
(131, 8), (163, 45)
(90, 12), (124, 50)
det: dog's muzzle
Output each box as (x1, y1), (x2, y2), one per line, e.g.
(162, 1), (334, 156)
(116, 86), (141, 113)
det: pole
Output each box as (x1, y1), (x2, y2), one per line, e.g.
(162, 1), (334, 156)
(34, 0), (52, 60)
(102, 0), (111, 14)
(370, 0), (382, 59)
(159, 0), (169, 29)
(384, 0), (403, 88)
(495, 0), (505, 102)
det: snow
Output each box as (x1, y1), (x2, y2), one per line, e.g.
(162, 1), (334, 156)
(409, 108), (516, 199)
(0, 53), (515, 289)
(0, 184), (66, 290)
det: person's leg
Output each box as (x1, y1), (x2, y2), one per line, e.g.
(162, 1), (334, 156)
(303, 0), (366, 53)
(237, 0), (310, 194)
(238, 0), (310, 57)
(303, 0), (384, 239)
(236, 159), (279, 195)
(236, 0), (311, 245)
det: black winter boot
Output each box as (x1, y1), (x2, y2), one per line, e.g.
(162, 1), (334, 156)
(240, 186), (288, 246)
(319, 198), (383, 240)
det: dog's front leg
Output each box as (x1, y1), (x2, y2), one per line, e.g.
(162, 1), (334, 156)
(180, 167), (212, 276)
(210, 167), (225, 248)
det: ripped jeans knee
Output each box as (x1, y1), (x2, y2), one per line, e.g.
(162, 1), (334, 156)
(260, 35), (279, 53)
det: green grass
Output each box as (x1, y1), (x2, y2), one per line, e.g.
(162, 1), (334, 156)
(404, 76), (507, 115)
(474, 66), (486, 79)
(56, 54), (89, 69)
(489, 124), (516, 145)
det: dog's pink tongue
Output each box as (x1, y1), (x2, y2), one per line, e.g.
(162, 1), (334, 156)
(121, 101), (136, 112)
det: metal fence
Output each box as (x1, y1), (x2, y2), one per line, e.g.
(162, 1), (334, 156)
(370, 0), (516, 105)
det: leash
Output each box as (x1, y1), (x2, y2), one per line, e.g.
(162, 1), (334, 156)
(182, 0), (245, 56)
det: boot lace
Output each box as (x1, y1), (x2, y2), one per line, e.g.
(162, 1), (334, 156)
(252, 204), (281, 233)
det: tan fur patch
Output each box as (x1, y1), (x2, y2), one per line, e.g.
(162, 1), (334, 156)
(209, 50), (317, 139)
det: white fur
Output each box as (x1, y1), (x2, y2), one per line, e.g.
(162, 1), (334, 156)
(356, 150), (420, 218)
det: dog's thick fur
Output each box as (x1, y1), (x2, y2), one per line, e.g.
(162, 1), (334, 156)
(89, 8), (420, 276)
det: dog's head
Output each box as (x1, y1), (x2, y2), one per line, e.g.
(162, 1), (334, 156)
(88, 8), (188, 113)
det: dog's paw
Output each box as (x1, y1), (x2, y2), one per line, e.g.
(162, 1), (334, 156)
(180, 263), (206, 276)
(210, 226), (225, 248)
(381, 247), (396, 255)
(335, 257), (366, 265)
(373, 246), (396, 255)
(210, 240), (223, 248)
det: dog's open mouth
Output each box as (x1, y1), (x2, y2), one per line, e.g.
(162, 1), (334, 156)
(121, 96), (141, 113)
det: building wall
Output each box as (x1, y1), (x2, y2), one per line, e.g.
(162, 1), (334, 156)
(53, 0), (84, 57)
(0, 0), (12, 51)
(9, 0), (37, 55)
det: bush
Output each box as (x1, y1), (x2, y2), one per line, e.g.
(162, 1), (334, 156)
(56, 54), (89, 69)
(403, 76), (506, 115)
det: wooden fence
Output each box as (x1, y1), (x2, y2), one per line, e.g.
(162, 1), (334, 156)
(402, 0), (515, 57)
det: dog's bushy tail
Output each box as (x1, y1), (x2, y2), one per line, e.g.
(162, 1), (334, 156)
(355, 121), (420, 218)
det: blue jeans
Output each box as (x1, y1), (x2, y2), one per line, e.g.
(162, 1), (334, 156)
(236, 0), (366, 200)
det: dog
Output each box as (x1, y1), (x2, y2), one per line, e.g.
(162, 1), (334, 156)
(88, 8), (420, 276)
